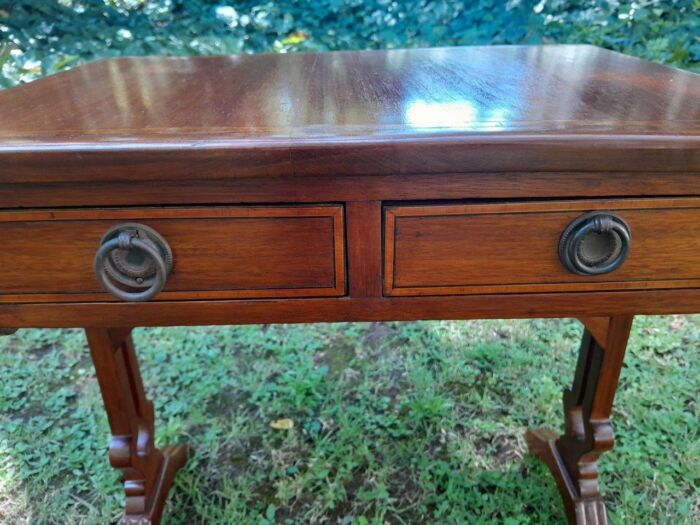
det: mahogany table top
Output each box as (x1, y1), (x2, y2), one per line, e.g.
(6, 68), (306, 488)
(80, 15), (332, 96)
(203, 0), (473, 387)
(1, 44), (698, 182)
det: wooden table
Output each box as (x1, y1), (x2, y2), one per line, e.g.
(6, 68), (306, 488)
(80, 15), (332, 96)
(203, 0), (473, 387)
(0, 45), (698, 524)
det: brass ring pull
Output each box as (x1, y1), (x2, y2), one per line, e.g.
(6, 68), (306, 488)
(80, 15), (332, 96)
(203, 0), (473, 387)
(94, 223), (173, 302)
(558, 212), (631, 276)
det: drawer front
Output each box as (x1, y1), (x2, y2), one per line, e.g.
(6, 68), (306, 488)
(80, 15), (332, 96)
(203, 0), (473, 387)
(385, 199), (700, 296)
(0, 205), (345, 302)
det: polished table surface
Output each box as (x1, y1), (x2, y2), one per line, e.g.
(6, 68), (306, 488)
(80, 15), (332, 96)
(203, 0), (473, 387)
(0, 44), (698, 185)
(0, 45), (699, 525)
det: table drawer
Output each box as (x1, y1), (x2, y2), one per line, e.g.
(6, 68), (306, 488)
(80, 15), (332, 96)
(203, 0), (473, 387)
(384, 199), (700, 296)
(0, 205), (345, 303)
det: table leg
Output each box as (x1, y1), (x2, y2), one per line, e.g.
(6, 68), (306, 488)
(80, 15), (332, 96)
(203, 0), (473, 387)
(526, 315), (634, 525)
(86, 328), (192, 525)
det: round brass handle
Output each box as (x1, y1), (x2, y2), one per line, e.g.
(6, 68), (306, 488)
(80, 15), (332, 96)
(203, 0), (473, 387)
(94, 223), (173, 302)
(558, 212), (631, 276)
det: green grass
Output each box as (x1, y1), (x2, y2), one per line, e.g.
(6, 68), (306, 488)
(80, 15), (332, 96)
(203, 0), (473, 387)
(1, 317), (699, 524)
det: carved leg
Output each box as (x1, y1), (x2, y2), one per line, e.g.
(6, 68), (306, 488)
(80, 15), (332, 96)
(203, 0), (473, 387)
(86, 328), (192, 525)
(526, 315), (634, 525)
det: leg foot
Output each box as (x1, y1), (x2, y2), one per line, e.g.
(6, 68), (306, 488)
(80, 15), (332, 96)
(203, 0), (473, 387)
(526, 316), (634, 525)
(86, 328), (192, 525)
(526, 429), (608, 525)
(121, 444), (193, 525)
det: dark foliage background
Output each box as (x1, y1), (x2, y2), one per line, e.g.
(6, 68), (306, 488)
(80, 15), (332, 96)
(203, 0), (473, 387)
(0, 0), (698, 88)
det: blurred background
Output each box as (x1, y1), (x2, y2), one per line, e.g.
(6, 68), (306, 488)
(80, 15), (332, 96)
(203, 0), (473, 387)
(1, 0), (698, 88)
(0, 2), (699, 525)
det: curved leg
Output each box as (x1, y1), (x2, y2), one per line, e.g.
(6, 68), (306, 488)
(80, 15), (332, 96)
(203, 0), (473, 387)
(86, 328), (192, 525)
(526, 315), (634, 525)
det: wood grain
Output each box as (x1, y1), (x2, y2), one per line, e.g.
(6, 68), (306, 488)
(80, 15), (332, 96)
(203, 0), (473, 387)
(527, 315), (634, 525)
(2, 172), (700, 209)
(346, 201), (382, 297)
(85, 328), (191, 525)
(2, 288), (700, 328)
(1, 46), (699, 183)
(385, 198), (700, 296)
(0, 205), (345, 301)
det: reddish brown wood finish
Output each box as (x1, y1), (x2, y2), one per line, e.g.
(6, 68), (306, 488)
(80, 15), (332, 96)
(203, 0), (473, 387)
(2, 171), (700, 210)
(0, 205), (345, 302)
(385, 198), (700, 296)
(527, 315), (634, 525)
(85, 328), (191, 525)
(1, 45), (699, 525)
(2, 289), (700, 329)
(346, 201), (383, 297)
(0, 46), (699, 188)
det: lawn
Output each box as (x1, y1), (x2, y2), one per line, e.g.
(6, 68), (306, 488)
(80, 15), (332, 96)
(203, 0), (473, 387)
(1, 1), (699, 524)
(1, 318), (699, 524)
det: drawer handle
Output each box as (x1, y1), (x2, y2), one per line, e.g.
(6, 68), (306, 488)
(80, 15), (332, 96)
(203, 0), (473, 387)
(94, 223), (173, 302)
(558, 212), (631, 276)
